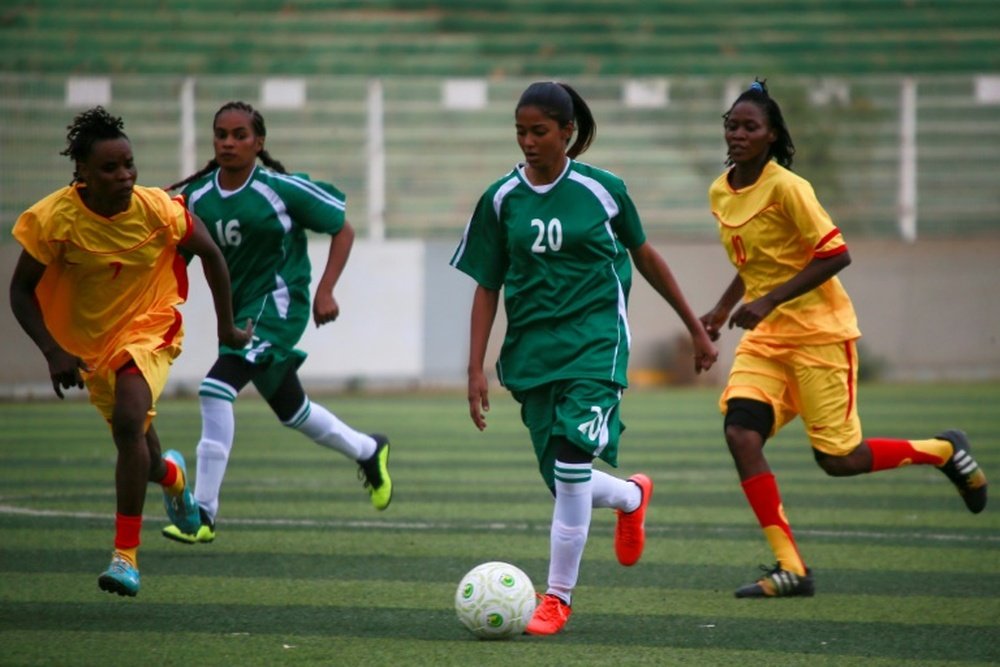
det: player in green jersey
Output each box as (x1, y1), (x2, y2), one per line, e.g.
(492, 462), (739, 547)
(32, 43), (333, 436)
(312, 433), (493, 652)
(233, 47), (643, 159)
(161, 101), (392, 544)
(451, 81), (718, 635)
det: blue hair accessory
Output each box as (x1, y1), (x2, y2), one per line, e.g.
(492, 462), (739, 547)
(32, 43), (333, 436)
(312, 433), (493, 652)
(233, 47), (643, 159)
(749, 81), (765, 93)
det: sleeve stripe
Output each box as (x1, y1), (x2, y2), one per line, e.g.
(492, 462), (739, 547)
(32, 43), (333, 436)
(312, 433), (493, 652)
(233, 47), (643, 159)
(814, 227), (841, 250)
(815, 244), (848, 259)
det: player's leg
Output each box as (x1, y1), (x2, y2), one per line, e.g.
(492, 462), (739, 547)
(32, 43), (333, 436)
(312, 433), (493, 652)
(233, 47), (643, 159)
(592, 468), (651, 566)
(146, 424), (200, 538)
(265, 367), (390, 510)
(163, 355), (252, 544)
(97, 362), (154, 596)
(723, 345), (813, 597)
(725, 397), (813, 598)
(803, 341), (987, 512)
(548, 438), (593, 603)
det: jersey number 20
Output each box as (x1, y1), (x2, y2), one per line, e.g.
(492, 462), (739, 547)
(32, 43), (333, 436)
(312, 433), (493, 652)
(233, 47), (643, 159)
(530, 218), (563, 253)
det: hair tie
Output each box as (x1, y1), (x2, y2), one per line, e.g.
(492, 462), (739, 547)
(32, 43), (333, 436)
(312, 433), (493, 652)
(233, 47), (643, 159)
(749, 81), (765, 93)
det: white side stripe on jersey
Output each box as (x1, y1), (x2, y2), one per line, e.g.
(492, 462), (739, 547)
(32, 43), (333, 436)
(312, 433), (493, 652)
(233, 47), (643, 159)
(272, 273), (291, 319)
(187, 180), (214, 209)
(251, 181), (294, 233)
(492, 175), (521, 220)
(568, 170), (620, 220)
(450, 216), (472, 267)
(272, 172), (346, 211)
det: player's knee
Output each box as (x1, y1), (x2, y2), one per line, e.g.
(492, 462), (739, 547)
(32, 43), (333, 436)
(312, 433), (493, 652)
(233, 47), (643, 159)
(197, 438), (230, 462)
(724, 399), (773, 445)
(813, 447), (864, 476)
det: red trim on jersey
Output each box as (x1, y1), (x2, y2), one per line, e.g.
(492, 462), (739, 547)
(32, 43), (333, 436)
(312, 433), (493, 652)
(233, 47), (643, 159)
(814, 227), (841, 250)
(172, 248), (189, 300)
(815, 244), (848, 259)
(814, 227), (848, 259)
(157, 308), (183, 350)
(844, 341), (855, 421)
(178, 203), (195, 245)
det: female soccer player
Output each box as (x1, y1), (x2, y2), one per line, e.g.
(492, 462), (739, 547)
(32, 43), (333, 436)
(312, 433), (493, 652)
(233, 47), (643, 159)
(9, 107), (252, 597)
(161, 101), (392, 545)
(701, 80), (988, 598)
(451, 81), (717, 635)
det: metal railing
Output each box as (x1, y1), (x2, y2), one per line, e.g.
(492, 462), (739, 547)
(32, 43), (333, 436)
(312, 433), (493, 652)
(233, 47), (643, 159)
(2, 74), (998, 241)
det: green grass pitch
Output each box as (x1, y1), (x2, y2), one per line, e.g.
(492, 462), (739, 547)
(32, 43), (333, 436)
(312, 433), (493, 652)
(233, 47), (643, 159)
(1, 383), (998, 666)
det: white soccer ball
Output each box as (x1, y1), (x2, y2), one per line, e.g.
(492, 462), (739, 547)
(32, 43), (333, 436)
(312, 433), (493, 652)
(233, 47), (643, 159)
(454, 561), (537, 639)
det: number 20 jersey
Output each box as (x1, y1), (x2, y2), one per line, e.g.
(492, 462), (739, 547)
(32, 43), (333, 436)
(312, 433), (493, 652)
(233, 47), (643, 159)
(451, 160), (647, 392)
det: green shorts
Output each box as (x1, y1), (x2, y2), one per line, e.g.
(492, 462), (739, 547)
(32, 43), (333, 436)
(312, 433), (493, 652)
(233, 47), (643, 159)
(512, 379), (625, 490)
(221, 292), (309, 399)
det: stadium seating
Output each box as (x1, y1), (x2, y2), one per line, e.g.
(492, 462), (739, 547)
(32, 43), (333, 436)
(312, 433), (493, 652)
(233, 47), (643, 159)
(3, 1), (998, 76)
(1, 2), (998, 238)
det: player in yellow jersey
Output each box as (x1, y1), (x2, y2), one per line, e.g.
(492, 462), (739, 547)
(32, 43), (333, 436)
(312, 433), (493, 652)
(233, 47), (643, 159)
(700, 80), (988, 598)
(9, 107), (252, 597)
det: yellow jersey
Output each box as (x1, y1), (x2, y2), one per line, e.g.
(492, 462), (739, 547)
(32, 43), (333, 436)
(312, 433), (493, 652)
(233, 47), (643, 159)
(709, 161), (860, 345)
(12, 184), (192, 372)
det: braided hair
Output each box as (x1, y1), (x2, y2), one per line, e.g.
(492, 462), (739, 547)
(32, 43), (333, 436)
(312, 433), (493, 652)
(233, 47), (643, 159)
(167, 101), (287, 191)
(516, 81), (597, 159)
(61, 106), (129, 185)
(723, 78), (796, 168)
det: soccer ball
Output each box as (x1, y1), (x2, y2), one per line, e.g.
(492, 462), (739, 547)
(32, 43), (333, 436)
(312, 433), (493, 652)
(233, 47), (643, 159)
(454, 561), (536, 639)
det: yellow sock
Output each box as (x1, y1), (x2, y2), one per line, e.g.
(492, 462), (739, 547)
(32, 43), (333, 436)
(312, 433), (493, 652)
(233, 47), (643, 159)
(164, 462), (186, 497)
(916, 438), (953, 466)
(763, 525), (807, 576)
(115, 547), (138, 568)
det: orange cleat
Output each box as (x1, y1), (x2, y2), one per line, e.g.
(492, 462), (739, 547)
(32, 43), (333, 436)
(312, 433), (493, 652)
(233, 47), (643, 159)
(615, 473), (653, 566)
(524, 594), (572, 636)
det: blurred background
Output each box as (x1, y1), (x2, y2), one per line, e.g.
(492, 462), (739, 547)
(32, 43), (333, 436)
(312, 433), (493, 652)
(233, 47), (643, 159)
(1, 0), (998, 396)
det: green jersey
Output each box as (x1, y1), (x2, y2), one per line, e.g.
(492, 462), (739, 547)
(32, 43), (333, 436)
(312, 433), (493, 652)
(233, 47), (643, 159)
(182, 166), (345, 353)
(451, 160), (647, 392)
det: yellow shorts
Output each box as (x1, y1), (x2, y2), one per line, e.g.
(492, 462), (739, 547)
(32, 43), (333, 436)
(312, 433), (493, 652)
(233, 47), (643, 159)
(719, 337), (862, 456)
(84, 343), (180, 430)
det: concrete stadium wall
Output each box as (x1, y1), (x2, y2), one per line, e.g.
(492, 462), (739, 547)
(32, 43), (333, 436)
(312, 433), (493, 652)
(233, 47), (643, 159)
(1, 237), (998, 399)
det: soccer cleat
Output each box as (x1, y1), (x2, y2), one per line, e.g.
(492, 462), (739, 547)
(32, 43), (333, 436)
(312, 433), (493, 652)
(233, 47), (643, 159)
(357, 435), (393, 511)
(162, 507), (216, 544)
(936, 429), (988, 514)
(98, 553), (140, 597)
(615, 473), (653, 566)
(161, 449), (201, 535)
(524, 593), (572, 636)
(735, 564), (814, 598)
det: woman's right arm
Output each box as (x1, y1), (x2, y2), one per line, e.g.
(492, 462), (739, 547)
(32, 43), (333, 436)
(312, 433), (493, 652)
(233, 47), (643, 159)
(9, 250), (88, 397)
(700, 273), (746, 341)
(467, 284), (499, 431)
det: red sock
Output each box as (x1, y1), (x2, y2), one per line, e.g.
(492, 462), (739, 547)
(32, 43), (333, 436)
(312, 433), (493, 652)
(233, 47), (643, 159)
(159, 459), (179, 487)
(114, 513), (142, 550)
(867, 437), (949, 471)
(741, 473), (806, 576)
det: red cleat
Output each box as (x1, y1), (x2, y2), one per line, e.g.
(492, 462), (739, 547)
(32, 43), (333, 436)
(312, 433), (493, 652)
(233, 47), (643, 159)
(524, 594), (572, 636)
(615, 473), (653, 566)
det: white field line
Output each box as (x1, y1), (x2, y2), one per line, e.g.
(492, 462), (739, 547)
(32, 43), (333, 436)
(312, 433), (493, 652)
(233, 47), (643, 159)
(1, 501), (997, 544)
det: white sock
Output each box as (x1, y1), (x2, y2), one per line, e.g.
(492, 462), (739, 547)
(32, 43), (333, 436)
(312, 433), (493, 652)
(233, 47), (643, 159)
(547, 460), (593, 605)
(193, 393), (236, 522)
(285, 399), (376, 461)
(591, 469), (641, 512)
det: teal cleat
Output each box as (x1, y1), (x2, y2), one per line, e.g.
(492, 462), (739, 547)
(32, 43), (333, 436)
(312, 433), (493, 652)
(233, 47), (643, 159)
(162, 449), (200, 535)
(98, 553), (140, 597)
(163, 507), (216, 544)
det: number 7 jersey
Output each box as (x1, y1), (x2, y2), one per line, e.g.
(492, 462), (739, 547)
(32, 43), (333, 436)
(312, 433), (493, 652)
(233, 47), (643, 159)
(12, 184), (192, 369)
(451, 160), (647, 392)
